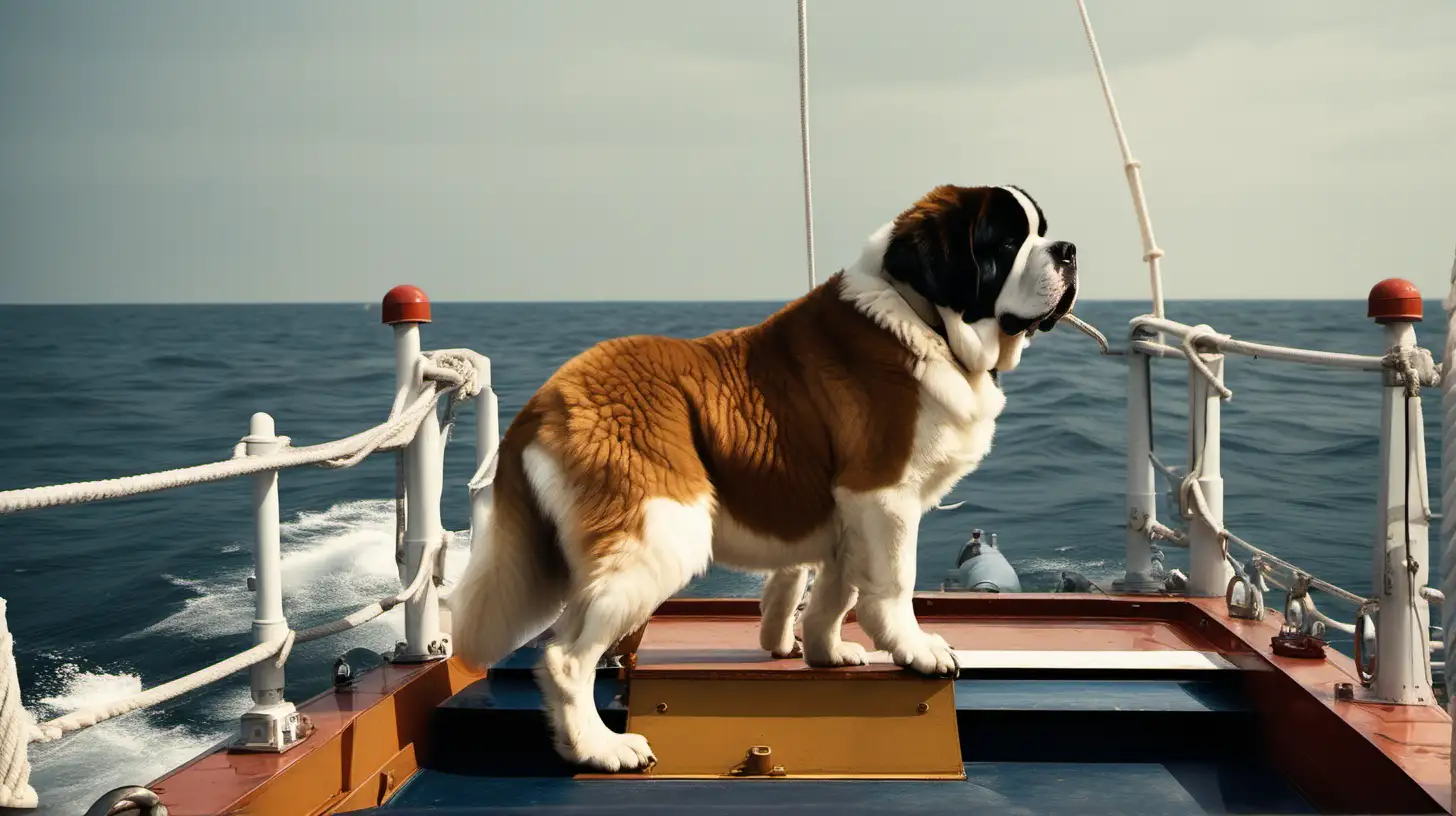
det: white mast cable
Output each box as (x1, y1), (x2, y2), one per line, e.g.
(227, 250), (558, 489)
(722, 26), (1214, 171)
(796, 0), (817, 290)
(1075, 0), (1167, 319)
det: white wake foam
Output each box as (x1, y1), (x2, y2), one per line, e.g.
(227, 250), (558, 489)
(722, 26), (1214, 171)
(141, 498), (472, 643)
(1013, 555), (1123, 590)
(25, 498), (473, 814)
(23, 661), (248, 815)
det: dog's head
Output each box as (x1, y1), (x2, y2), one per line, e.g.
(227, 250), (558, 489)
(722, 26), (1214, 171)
(881, 184), (1076, 373)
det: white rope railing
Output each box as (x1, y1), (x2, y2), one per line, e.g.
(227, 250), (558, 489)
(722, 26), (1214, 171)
(1230, 534), (1369, 609)
(1133, 315), (1399, 374)
(1162, 405), (1380, 620)
(28, 635), (287, 746)
(1179, 325), (1234, 400)
(0, 349), (485, 517)
(1, 334), (489, 808)
(1075, 0), (1165, 319)
(290, 531), (447, 646)
(19, 530), (444, 747)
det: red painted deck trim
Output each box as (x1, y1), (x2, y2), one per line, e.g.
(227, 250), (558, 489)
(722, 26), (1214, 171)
(1184, 597), (1451, 814)
(147, 658), (482, 816)
(144, 593), (1452, 815)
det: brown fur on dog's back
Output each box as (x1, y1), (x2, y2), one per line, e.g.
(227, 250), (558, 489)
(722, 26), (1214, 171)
(524, 273), (922, 556)
(452, 273), (926, 668)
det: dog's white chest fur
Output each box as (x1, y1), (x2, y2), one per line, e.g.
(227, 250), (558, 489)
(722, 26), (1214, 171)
(906, 359), (1005, 510)
(836, 262), (1008, 511)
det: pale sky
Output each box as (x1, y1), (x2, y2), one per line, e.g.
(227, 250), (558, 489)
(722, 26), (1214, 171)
(1, 1), (1452, 304)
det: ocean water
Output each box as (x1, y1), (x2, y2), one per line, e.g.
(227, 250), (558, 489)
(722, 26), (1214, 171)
(0, 298), (1444, 813)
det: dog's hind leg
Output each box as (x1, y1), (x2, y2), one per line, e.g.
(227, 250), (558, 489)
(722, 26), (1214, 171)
(800, 557), (867, 667)
(758, 566), (810, 658)
(536, 495), (714, 772)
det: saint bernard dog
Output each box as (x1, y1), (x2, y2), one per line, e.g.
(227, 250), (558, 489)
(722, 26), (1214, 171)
(451, 183), (1078, 772)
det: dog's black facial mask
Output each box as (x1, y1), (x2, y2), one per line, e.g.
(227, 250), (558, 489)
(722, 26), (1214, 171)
(881, 185), (1045, 326)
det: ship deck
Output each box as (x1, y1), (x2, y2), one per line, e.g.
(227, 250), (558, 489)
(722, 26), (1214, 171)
(148, 595), (1453, 816)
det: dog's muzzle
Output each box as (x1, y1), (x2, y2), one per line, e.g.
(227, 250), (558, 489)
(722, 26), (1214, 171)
(1037, 281), (1077, 332)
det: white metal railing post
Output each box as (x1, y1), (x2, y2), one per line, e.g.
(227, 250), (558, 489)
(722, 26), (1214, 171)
(383, 285), (449, 663)
(472, 357), (498, 556)
(1117, 335), (1162, 592)
(1439, 256), (1456, 789)
(1369, 278), (1434, 705)
(1187, 349), (1233, 596)
(236, 411), (303, 752)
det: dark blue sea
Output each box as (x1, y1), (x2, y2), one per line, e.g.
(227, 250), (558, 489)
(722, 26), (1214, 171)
(0, 299), (1444, 812)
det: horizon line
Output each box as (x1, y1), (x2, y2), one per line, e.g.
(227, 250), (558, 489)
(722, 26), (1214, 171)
(0, 296), (1427, 307)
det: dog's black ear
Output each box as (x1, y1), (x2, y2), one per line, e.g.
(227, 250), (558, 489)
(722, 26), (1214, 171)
(883, 231), (953, 306)
(883, 185), (986, 314)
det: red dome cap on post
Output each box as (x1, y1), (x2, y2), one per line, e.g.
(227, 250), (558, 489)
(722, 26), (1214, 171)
(382, 285), (432, 325)
(1367, 278), (1422, 324)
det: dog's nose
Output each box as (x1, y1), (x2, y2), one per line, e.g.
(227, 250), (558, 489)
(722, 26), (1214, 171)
(1049, 241), (1076, 268)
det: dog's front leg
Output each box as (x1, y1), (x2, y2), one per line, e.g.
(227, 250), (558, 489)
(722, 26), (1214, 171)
(759, 566), (810, 658)
(838, 487), (958, 677)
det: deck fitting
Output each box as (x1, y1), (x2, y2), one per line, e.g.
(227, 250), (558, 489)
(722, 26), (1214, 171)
(731, 745), (785, 777)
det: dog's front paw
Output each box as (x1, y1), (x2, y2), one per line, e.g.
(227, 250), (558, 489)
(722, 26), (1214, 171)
(891, 633), (959, 678)
(804, 639), (869, 668)
(768, 636), (804, 660)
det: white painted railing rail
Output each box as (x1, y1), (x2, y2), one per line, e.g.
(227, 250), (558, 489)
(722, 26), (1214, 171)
(1122, 279), (1441, 710)
(0, 350), (484, 517)
(1075, 0), (1449, 778)
(0, 285), (498, 810)
(1130, 315), (1398, 373)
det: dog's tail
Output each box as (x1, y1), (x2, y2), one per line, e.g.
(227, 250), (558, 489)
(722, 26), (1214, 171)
(449, 476), (568, 669)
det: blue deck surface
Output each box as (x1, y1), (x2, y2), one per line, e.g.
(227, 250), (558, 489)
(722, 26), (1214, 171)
(369, 761), (1314, 815)
(384, 663), (1313, 814)
(442, 674), (1246, 715)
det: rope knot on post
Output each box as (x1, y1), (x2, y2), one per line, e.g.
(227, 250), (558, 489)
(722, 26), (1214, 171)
(1382, 346), (1439, 397)
(1182, 324), (1233, 400)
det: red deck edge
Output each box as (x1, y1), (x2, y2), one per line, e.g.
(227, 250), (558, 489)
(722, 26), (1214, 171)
(143, 593), (1451, 816)
(146, 657), (484, 816)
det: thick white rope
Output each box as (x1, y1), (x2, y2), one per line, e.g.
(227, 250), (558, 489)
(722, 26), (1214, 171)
(796, 0), (816, 290)
(1074, 0), (1165, 318)
(1174, 447), (1374, 612)
(28, 635), (288, 744)
(1173, 398), (1376, 617)
(1, 599), (38, 809)
(1146, 520), (1187, 547)
(1439, 245), (1456, 790)
(0, 350), (485, 516)
(293, 531), (445, 644)
(24, 531), (444, 746)
(1233, 535), (1370, 609)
